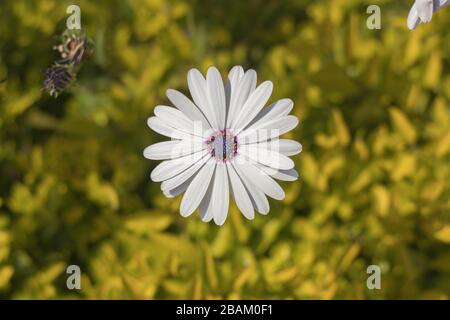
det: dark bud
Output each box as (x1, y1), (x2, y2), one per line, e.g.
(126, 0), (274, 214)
(42, 65), (73, 98)
(54, 33), (93, 66)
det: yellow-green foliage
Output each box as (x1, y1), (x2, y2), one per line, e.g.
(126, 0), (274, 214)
(0, 0), (449, 299)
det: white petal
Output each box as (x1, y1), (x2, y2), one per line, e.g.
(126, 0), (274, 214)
(257, 165), (299, 182)
(147, 117), (198, 140)
(154, 106), (205, 137)
(225, 66), (244, 116)
(180, 159), (216, 217)
(239, 145), (295, 170)
(199, 164), (230, 225)
(234, 161), (285, 200)
(271, 168), (298, 181)
(206, 67), (226, 129)
(233, 81), (273, 134)
(278, 139), (303, 156)
(188, 69), (219, 129)
(144, 139), (205, 160)
(151, 149), (208, 182)
(166, 89), (211, 129)
(161, 154), (210, 191)
(227, 163), (254, 220)
(227, 69), (257, 128)
(199, 178), (215, 222)
(244, 138), (302, 156)
(211, 163), (230, 225)
(416, 0), (434, 22)
(246, 98), (293, 129)
(232, 162), (269, 214)
(238, 115), (299, 144)
(407, 4), (421, 30)
(225, 66), (245, 126)
(163, 178), (192, 198)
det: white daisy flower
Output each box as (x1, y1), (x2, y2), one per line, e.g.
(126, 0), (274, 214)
(143, 66), (301, 225)
(407, 0), (449, 30)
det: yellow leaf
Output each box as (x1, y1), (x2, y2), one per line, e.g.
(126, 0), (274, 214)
(332, 109), (350, 146)
(349, 170), (371, 194)
(421, 181), (444, 202)
(354, 138), (369, 160)
(202, 243), (218, 290)
(423, 51), (442, 88)
(7, 90), (40, 118)
(432, 98), (450, 127)
(391, 154), (416, 181)
(0, 231), (10, 262)
(121, 273), (157, 299)
(339, 244), (360, 271)
(149, 232), (197, 257)
(315, 133), (338, 149)
(436, 131), (450, 158)
(274, 266), (298, 283)
(435, 226), (450, 243)
(372, 185), (390, 216)
(230, 205), (250, 244)
(322, 156), (345, 177)
(85, 173), (119, 210)
(192, 273), (203, 300)
(285, 181), (300, 204)
(33, 262), (66, 285)
(257, 220), (282, 253)
(232, 267), (252, 291)
(300, 153), (318, 187)
(389, 108), (417, 144)
(161, 279), (190, 298)
(406, 84), (421, 109)
(124, 211), (173, 233)
(0, 266), (14, 289)
(404, 31), (421, 67)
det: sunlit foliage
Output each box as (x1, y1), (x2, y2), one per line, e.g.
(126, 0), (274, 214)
(0, 0), (449, 299)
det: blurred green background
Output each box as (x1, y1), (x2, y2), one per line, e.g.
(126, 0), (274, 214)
(0, 0), (449, 299)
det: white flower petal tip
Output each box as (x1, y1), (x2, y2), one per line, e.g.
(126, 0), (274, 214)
(407, 6), (420, 30)
(407, 0), (449, 30)
(144, 66), (302, 225)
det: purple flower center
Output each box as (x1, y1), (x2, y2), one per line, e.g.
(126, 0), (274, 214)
(207, 130), (238, 162)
